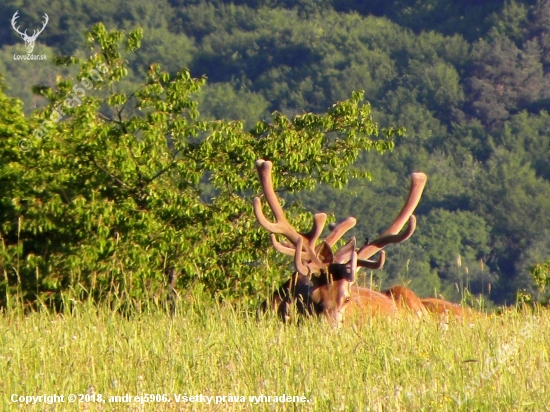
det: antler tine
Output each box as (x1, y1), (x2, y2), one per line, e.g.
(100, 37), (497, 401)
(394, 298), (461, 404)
(357, 172), (426, 260)
(253, 159), (325, 266)
(294, 237), (310, 276)
(305, 213), (328, 249)
(357, 250), (386, 269)
(270, 235), (296, 256)
(349, 238), (357, 280)
(325, 217), (357, 247)
(357, 215), (417, 260)
(253, 160), (296, 236)
(382, 172), (426, 237)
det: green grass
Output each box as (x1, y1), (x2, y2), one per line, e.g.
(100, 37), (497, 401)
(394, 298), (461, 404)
(1, 296), (549, 411)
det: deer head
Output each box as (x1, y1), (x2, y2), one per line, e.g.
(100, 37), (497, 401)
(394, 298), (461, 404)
(11, 11), (49, 54)
(253, 159), (427, 327)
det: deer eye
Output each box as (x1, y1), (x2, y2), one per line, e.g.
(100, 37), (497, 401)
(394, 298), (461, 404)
(345, 296), (350, 303)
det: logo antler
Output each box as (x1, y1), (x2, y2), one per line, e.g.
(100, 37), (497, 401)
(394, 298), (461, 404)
(11, 10), (49, 54)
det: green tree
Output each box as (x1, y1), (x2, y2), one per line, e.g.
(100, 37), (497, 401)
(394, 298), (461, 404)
(470, 147), (550, 301)
(495, 110), (550, 180)
(530, 256), (550, 303)
(466, 36), (550, 128)
(193, 83), (270, 128)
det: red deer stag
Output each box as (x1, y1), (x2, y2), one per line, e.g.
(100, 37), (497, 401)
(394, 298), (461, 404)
(254, 159), (427, 326)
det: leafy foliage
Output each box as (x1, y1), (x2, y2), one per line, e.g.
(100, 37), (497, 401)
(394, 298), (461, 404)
(531, 260), (550, 292)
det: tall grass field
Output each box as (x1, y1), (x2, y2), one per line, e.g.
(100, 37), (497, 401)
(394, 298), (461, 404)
(1, 294), (548, 411)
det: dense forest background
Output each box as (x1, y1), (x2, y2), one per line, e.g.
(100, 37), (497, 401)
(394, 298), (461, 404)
(1, 0), (550, 306)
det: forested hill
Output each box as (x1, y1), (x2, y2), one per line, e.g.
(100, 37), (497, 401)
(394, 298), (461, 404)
(1, 0), (550, 305)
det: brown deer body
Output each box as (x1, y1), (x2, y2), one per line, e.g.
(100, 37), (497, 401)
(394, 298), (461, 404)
(346, 286), (397, 319)
(383, 285), (429, 318)
(420, 298), (473, 321)
(253, 159), (427, 326)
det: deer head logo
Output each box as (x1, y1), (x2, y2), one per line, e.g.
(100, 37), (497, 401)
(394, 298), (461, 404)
(11, 10), (49, 54)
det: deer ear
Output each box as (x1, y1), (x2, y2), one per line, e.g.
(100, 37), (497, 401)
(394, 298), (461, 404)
(333, 236), (356, 264)
(316, 241), (333, 265)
